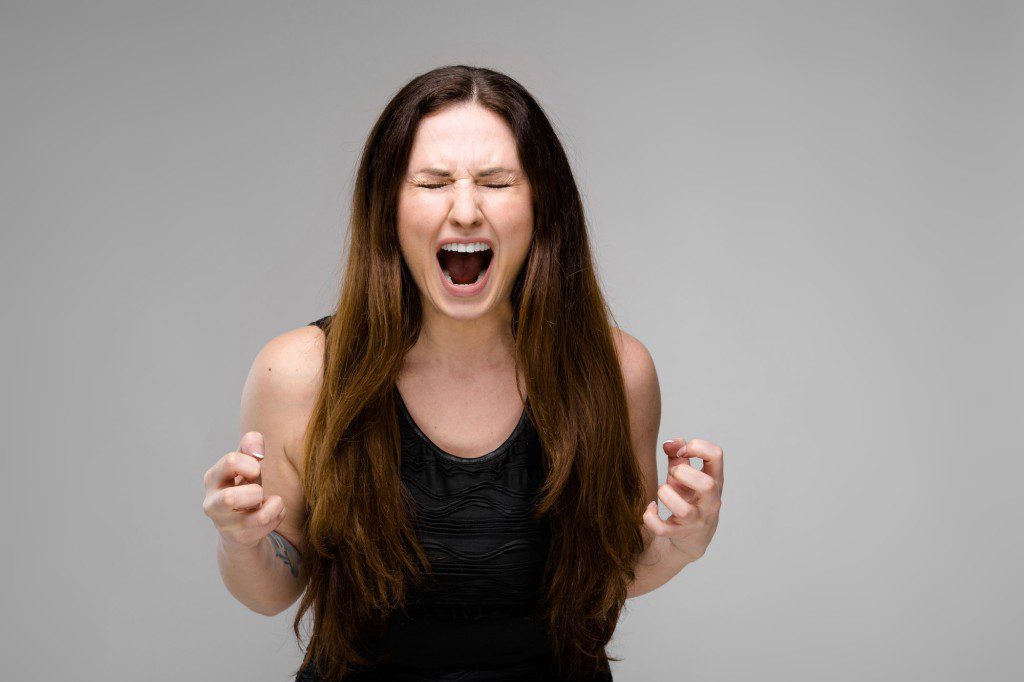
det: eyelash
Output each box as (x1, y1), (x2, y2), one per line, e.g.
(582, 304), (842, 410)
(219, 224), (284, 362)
(418, 183), (512, 189)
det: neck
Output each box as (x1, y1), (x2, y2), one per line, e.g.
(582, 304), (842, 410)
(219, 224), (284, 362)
(414, 298), (516, 372)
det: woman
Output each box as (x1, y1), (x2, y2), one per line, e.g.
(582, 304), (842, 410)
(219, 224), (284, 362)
(203, 65), (724, 680)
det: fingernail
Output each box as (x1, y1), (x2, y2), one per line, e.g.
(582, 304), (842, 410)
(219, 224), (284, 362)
(662, 439), (675, 447)
(249, 451), (265, 460)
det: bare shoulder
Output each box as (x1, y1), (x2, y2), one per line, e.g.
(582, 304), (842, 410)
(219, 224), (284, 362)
(611, 327), (661, 502)
(245, 322), (326, 407)
(239, 321), (327, 562)
(611, 327), (659, 395)
(241, 322), (326, 468)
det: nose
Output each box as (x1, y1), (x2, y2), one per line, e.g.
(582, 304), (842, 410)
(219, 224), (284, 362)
(447, 179), (483, 229)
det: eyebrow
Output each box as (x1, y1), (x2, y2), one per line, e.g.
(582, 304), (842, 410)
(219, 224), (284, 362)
(415, 166), (518, 178)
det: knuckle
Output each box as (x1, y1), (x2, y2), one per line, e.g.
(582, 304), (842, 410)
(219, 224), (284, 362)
(225, 452), (238, 469)
(221, 489), (235, 509)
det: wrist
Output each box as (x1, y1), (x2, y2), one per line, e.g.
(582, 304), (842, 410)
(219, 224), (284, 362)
(667, 538), (699, 566)
(218, 533), (266, 561)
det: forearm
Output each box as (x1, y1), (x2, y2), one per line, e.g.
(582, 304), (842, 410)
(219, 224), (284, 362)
(626, 532), (693, 599)
(217, 532), (305, 616)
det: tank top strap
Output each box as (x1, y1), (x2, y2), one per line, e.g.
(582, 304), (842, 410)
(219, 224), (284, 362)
(308, 314), (332, 330)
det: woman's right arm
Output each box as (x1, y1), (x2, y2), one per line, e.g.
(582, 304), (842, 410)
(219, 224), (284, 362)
(204, 325), (325, 616)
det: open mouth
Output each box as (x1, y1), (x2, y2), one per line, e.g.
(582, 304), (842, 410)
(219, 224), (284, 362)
(436, 242), (493, 286)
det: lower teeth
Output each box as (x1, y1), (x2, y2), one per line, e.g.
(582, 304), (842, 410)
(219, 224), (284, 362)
(443, 267), (486, 286)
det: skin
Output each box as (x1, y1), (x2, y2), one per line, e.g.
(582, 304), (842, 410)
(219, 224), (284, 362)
(204, 102), (724, 613)
(398, 102), (534, 346)
(391, 102), (537, 456)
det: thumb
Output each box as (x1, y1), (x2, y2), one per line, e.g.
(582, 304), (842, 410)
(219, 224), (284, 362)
(662, 437), (687, 459)
(236, 431), (265, 487)
(239, 431), (266, 461)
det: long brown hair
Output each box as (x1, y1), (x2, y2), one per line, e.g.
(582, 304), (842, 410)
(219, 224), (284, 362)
(293, 65), (647, 680)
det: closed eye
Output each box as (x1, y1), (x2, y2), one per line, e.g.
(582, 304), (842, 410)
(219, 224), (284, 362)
(418, 183), (512, 189)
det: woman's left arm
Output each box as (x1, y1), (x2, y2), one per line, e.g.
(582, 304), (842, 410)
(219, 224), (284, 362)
(614, 330), (725, 599)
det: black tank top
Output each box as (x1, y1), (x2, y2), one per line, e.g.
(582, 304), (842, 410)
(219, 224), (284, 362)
(296, 316), (612, 680)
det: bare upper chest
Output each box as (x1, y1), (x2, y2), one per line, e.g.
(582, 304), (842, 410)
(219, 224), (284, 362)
(395, 369), (527, 460)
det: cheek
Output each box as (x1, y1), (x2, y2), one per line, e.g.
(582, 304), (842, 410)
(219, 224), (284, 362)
(497, 212), (533, 264)
(495, 235), (532, 284)
(489, 191), (529, 218)
(396, 230), (431, 284)
(491, 193), (532, 233)
(397, 190), (433, 227)
(397, 205), (437, 264)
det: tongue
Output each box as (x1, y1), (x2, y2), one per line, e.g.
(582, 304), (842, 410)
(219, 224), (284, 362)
(439, 251), (485, 285)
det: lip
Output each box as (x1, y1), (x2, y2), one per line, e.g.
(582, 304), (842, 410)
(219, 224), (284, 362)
(436, 249), (492, 298)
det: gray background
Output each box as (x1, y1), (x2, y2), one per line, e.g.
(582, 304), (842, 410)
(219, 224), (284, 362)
(2, 1), (1020, 680)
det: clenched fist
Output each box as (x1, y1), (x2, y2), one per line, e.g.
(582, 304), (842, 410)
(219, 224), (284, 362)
(202, 431), (287, 554)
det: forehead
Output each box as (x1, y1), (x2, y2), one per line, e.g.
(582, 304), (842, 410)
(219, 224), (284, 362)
(407, 103), (520, 171)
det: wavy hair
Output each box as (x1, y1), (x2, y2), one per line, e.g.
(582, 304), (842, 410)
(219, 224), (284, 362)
(293, 64), (647, 680)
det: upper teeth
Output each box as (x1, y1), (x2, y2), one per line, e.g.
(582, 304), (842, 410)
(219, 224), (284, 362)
(440, 242), (490, 253)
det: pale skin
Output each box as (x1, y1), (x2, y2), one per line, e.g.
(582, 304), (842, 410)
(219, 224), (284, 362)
(392, 102), (535, 444)
(203, 101), (723, 614)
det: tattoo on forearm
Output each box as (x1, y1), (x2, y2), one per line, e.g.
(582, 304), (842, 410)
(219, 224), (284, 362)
(268, 531), (302, 578)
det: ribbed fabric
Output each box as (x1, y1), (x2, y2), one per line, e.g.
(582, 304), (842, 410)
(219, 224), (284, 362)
(298, 316), (614, 680)
(371, 383), (552, 670)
